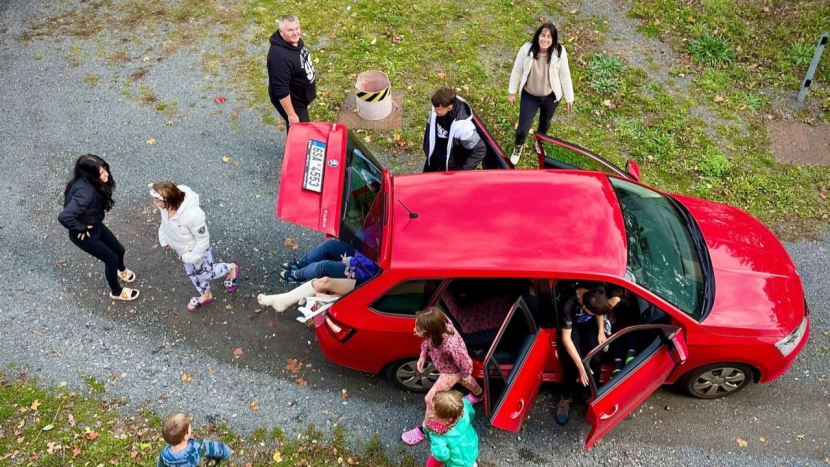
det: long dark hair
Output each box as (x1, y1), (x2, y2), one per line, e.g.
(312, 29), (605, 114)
(415, 306), (452, 348)
(528, 22), (561, 63)
(64, 154), (115, 211)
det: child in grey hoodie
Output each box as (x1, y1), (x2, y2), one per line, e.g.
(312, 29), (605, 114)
(156, 413), (231, 467)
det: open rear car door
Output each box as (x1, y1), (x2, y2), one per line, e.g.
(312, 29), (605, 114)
(484, 297), (551, 432)
(581, 325), (688, 449)
(535, 134), (641, 181)
(277, 122), (387, 263)
(277, 123), (348, 236)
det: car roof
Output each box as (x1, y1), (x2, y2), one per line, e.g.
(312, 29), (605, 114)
(389, 169), (628, 277)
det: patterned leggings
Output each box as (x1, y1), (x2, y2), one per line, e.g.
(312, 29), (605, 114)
(183, 247), (231, 294)
(423, 373), (482, 426)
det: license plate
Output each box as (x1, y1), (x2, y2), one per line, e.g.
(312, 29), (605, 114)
(303, 140), (326, 193)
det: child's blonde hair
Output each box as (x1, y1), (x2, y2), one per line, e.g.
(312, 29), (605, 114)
(433, 390), (465, 420)
(162, 413), (192, 445)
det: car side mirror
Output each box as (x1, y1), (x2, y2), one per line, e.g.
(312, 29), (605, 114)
(625, 160), (640, 181)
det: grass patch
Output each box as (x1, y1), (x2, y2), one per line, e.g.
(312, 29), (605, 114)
(0, 373), (419, 466)
(83, 73), (100, 87)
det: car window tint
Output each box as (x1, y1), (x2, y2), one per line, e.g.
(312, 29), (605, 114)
(371, 279), (442, 315)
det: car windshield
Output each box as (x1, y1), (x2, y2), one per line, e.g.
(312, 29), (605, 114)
(609, 177), (706, 319)
(339, 133), (385, 262)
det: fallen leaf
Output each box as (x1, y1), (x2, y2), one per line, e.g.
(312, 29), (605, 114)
(392, 34), (401, 44)
(569, 9), (578, 14)
(687, 16), (696, 23)
(166, 120), (174, 126)
(370, 37), (377, 45)
(284, 238), (296, 247)
(181, 374), (192, 384)
(245, 463), (253, 467)
(16, 437), (24, 444)
(142, 56), (150, 62)
(73, 448), (82, 457)
(437, 72), (446, 79)
(347, 458), (357, 465)
(296, 378), (308, 387)
(146, 138), (156, 145)
(215, 96), (227, 104)
(250, 400), (260, 411)
(30, 400), (41, 411)
(759, 437), (766, 443)
(255, 308), (262, 314)
(363, 135), (371, 143)
(88, 431), (99, 441)
(736, 438), (748, 447)
(225, 305), (233, 310)
(713, 95), (724, 103)
(286, 358), (303, 374)
(233, 347), (243, 359)
(47, 442), (61, 454)
(221, 155), (230, 163)
(602, 99), (617, 109)
(41, 424), (55, 431)
(57, 260), (67, 268)
(272, 451), (283, 462)
(68, 414), (76, 427)
(796, 434), (805, 440)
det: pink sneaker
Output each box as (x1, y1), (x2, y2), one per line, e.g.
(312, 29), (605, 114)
(463, 392), (483, 405)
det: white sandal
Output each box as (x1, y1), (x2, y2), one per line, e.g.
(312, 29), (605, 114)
(110, 288), (140, 301)
(117, 269), (136, 283)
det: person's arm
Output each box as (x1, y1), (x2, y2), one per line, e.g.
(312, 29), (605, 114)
(508, 44), (528, 102)
(201, 439), (232, 460)
(181, 209), (209, 264)
(417, 340), (429, 372)
(429, 434), (451, 463)
(156, 454), (165, 467)
(457, 122), (486, 170)
(58, 187), (93, 238)
(268, 57), (298, 123)
(597, 315), (607, 346)
(157, 214), (171, 248)
(561, 328), (589, 386)
(279, 95), (300, 125)
(558, 46), (574, 111)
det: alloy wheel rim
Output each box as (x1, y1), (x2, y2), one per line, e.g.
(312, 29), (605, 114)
(395, 361), (440, 390)
(692, 367), (746, 396)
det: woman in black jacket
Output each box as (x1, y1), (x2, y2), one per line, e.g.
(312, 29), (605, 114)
(58, 154), (139, 301)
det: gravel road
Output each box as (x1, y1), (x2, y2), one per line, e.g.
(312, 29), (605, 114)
(0, 0), (828, 465)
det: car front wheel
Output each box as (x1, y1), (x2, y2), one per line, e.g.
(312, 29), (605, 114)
(678, 363), (753, 399)
(385, 358), (440, 392)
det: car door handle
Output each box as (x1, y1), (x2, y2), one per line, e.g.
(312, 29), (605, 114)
(509, 399), (526, 420)
(599, 404), (619, 420)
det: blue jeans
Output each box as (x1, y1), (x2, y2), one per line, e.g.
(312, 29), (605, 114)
(294, 240), (356, 281)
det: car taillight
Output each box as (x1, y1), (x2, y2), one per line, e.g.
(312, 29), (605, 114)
(324, 315), (355, 342)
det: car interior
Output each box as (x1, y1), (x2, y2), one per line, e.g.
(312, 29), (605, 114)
(434, 278), (534, 360)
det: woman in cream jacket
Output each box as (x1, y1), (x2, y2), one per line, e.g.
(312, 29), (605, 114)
(150, 182), (238, 311)
(508, 22), (574, 165)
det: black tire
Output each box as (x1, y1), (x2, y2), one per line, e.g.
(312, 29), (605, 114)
(384, 358), (440, 392)
(677, 363), (754, 399)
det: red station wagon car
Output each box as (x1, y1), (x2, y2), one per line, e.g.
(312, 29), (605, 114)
(276, 121), (810, 449)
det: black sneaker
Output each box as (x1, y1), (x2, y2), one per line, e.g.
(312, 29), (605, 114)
(281, 259), (300, 271)
(555, 395), (572, 425)
(279, 269), (303, 283)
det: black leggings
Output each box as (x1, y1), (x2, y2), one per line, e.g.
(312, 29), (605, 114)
(514, 90), (560, 145)
(561, 319), (602, 397)
(69, 224), (126, 295)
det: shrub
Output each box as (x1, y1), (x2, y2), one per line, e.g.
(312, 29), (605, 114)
(697, 152), (732, 178)
(787, 42), (814, 68)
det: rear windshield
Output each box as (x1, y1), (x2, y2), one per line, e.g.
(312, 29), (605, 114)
(339, 134), (385, 262)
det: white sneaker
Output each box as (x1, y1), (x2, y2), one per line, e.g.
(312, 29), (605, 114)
(534, 139), (542, 155)
(510, 144), (523, 165)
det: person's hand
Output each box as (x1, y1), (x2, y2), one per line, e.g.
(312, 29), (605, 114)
(577, 363), (590, 387)
(416, 356), (426, 373)
(341, 253), (350, 265)
(76, 226), (93, 241)
(288, 114), (300, 125)
(599, 332), (609, 352)
(508, 94), (516, 106)
(566, 102), (574, 112)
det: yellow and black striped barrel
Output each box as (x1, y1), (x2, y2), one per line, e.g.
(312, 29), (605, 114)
(356, 86), (391, 102)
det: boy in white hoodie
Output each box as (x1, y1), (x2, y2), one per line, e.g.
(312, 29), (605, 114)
(150, 182), (238, 311)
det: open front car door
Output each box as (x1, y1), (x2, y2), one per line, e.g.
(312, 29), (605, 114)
(582, 325), (688, 449)
(535, 134), (640, 181)
(484, 297), (551, 432)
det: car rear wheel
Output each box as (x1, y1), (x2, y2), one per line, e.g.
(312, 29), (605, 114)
(385, 358), (440, 392)
(678, 363), (753, 399)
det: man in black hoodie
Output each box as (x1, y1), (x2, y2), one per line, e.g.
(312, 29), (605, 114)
(267, 15), (317, 130)
(422, 87), (486, 172)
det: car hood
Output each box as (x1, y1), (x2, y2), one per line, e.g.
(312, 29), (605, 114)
(673, 195), (804, 338)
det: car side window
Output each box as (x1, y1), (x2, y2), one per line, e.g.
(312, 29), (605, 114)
(371, 279), (443, 315)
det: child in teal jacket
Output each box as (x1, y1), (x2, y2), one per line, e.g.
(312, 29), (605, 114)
(424, 390), (479, 467)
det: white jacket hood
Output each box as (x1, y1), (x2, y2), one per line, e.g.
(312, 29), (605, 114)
(157, 185), (211, 264)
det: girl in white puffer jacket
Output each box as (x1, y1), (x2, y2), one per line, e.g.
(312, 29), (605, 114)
(150, 182), (238, 312)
